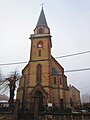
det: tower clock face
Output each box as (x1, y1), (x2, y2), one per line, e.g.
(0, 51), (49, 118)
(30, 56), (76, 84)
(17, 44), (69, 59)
(38, 43), (42, 48)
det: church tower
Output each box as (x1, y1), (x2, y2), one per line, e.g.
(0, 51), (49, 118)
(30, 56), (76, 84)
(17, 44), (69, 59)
(30, 7), (52, 61)
(17, 7), (70, 112)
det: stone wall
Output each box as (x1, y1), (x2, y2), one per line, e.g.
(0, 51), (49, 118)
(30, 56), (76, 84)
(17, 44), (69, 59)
(0, 113), (14, 120)
(38, 113), (90, 120)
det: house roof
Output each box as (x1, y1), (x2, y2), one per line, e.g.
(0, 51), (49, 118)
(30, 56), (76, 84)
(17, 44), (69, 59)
(69, 85), (80, 92)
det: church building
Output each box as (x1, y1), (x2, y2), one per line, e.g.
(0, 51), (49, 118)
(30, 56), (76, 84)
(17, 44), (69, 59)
(16, 7), (70, 112)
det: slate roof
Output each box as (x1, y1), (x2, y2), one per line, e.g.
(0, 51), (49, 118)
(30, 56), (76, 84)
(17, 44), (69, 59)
(36, 7), (48, 27)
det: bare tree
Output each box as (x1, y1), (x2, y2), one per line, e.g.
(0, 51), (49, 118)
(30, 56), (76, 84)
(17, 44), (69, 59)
(0, 70), (2, 80)
(0, 70), (20, 105)
(7, 71), (20, 105)
(0, 70), (7, 95)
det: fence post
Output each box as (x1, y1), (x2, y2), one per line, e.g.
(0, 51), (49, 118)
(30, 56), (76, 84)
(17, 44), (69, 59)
(81, 114), (84, 120)
(71, 114), (73, 120)
(64, 114), (66, 120)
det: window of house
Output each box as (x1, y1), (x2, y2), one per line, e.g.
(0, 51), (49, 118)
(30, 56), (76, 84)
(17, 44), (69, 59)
(54, 77), (56, 85)
(36, 64), (42, 83)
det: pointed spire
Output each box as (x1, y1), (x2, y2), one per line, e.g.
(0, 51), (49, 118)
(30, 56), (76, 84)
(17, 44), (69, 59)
(36, 7), (48, 27)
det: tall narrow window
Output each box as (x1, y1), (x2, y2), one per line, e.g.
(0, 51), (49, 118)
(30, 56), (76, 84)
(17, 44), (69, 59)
(59, 78), (62, 85)
(38, 50), (41, 56)
(54, 77), (56, 85)
(36, 64), (42, 83)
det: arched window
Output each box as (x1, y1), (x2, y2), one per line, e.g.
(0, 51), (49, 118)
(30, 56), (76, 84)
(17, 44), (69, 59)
(36, 64), (42, 83)
(34, 90), (43, 111)
(38, 28), (43, 34)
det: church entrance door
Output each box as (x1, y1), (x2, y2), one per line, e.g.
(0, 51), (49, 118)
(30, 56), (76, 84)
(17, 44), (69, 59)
(34, 90), (43, 112)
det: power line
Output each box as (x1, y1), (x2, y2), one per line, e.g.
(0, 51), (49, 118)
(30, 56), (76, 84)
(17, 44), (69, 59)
(0, 61), (90, 73)
(55, 50), (90, 59)
(0, 50), (90, 67)
(0, 50), (89, 73)
(65, 68), (90, 73)
(0, 61), (27, 66)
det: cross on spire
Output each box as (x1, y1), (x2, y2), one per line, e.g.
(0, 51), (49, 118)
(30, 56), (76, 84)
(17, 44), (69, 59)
(40, 3), (45, 8)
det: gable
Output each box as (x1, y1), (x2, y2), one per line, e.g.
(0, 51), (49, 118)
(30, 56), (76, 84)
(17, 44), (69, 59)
(29, 83), (48, 96)
(22, 62), (29, 74)
(51, 55), (64, 75)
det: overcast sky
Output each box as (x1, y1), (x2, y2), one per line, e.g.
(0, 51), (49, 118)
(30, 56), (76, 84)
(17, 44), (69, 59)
(0, 0), (90, 96)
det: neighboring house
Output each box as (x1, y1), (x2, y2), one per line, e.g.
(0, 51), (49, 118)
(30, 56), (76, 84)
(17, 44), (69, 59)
(0, 94), (9, 108)
(0, 102), (9, 108)
(0, 94), (9, 101)
(69, 85), (81, 109)
(16, 8), (76, 112)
